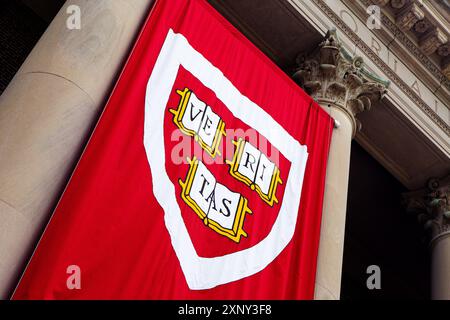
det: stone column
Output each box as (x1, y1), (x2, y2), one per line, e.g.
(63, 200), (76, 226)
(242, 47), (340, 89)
(403, 176), (450, 300)
(293, 29), (388, 300)
(0, 0), (152, 298)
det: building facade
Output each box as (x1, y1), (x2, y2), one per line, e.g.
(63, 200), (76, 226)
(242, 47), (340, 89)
(0, 0), (449, 299)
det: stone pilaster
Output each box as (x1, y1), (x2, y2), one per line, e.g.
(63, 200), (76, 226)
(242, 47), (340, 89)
(293, 29), (388, 300)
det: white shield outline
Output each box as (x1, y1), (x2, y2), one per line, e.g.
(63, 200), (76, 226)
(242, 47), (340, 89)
(144, 29), (308, 290)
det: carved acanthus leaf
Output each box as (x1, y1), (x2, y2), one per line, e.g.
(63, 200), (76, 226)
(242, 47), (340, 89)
(403, 176), (450, 243)
(293, 29), (388, 133)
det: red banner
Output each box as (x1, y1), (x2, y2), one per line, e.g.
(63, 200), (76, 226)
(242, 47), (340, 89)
(13, 0), (333, 299)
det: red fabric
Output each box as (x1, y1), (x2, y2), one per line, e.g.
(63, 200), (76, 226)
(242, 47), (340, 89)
(13, 0), (333, 299)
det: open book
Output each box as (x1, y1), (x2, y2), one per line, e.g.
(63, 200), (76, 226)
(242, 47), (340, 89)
(170, 88), (226, 158)
(179, 157), (252, 243)
(226, 138), (283, 206)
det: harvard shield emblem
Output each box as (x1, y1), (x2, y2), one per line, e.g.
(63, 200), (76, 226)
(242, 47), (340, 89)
(144, 29), (308, 290)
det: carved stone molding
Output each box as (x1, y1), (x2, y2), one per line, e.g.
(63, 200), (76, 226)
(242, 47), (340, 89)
(403, 175), (450, 244)
(396, 3), (424, 32)
(420, 28), (448, 56)
(371, 0), (390, 6)
(315, 0), (450, 136)
(371, 0), (450, 59)
(443, 57), (450, 79)
(292, 29), (388, 136)
(391, 0), (407, 9)
(438, 44), (450, 57)
(361, 0), (450, 87)
(414, 19), (431, 34)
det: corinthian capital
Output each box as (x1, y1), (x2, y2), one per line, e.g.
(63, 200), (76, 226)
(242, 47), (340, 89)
(403, 176), (450, 244)
(292, 29), (389, 135)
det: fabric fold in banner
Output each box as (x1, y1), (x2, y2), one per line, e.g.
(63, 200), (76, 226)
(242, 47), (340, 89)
(13, 0), (333, 299)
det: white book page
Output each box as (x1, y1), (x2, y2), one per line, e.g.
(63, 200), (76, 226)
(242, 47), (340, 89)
(181, 91), (206, 133)
(189, 161), (216, 214)
(254, 153), (276, 196)
(207, 183), (240, 230)
(237, 141), (261, 183)
(197, 106), (220, 148)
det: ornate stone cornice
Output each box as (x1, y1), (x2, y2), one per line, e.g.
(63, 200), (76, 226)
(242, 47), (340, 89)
(360, 0), (450, 89)
(420, 28), (448, 56)
(367, 0), (450, 67)
(396, 2), (424, 32)
(313, 0), (450, 136)
(403, 175), (450, 245)
(371, 0), (390, 6)
(443, 57), (450, 79)
(292, 29), (388, 136)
